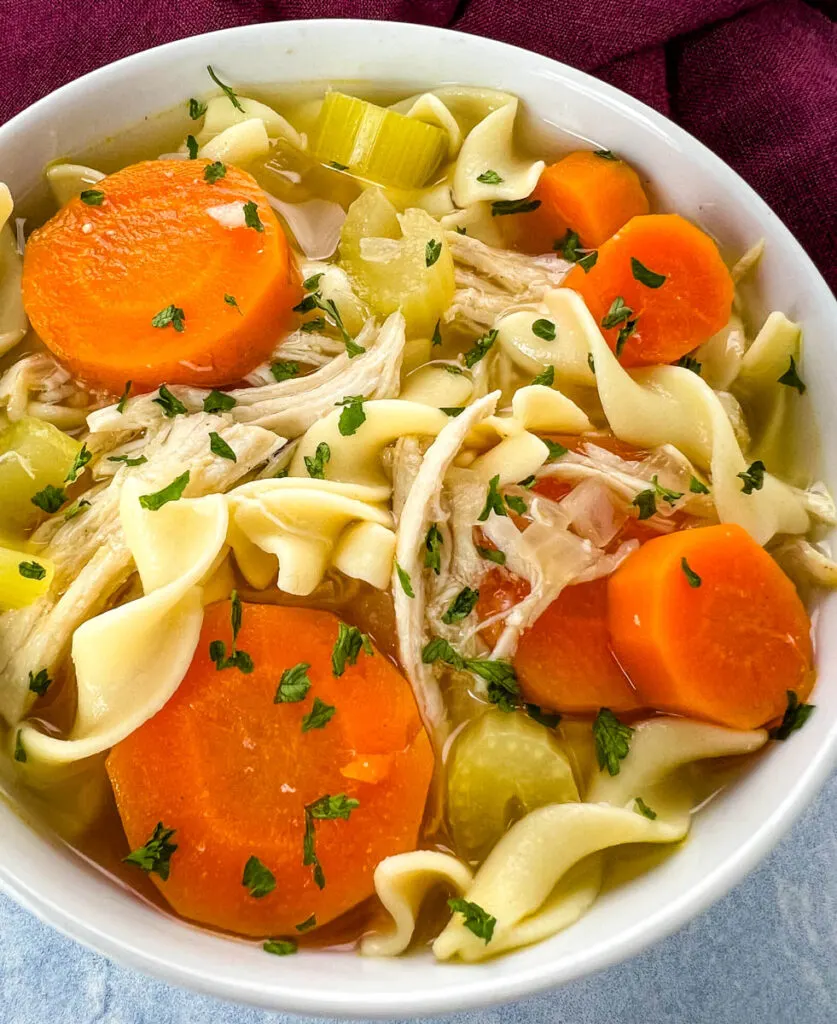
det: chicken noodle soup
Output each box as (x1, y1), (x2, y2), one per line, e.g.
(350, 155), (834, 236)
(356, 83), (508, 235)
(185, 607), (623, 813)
(0, 69), (832, 961)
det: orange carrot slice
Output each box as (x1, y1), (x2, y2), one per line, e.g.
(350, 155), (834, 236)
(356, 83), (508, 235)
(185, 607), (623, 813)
(23, 160), (301, 392)
(563, 213), (734, 367)
(608, 524), (814, 729)
(106, 602), (432, 937)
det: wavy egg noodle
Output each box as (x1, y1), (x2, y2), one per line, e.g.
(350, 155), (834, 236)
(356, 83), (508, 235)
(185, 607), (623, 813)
(0, 185), (27, 357)
(45, 163), (106, 207)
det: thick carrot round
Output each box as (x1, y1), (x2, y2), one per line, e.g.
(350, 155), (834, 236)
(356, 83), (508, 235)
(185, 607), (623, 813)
(23, 160), (301, 392)
(526, 150), (649, 251)
(608, 524), (814, 729)
(563, 213), (734, 367)
(106, 602), (432, 937)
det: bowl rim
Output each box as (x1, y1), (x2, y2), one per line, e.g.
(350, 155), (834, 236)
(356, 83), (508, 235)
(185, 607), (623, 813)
(2, 17), (837, 1018)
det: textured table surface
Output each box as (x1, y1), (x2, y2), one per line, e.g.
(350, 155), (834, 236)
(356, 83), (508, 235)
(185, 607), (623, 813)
(1, 769), (836, 1024)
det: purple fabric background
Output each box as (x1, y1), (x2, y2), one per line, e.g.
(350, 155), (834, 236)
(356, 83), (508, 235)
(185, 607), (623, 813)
(1, 0), (835, 289)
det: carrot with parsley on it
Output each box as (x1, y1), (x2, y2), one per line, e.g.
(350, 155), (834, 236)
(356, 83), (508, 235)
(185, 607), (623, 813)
(106, 601), (433, 936)
(22, 160), (301, 392)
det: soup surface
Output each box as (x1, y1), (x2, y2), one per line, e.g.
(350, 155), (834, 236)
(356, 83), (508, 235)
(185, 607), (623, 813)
(0, 71), (831, 962)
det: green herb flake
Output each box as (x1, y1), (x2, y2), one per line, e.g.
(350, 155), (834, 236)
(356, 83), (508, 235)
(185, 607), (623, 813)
(18, 561), (46, 581)
(468, 659), (519, 712)
(64, 444), (92, 483)
(206, 64), (245, 112)
(302, 696), (337, 733)
(303, 273), (324, 291)
(778, 355), (806, 395)
(634, 797), (657, 820)
(544, 438), (568, 461)
(64, 499), (91, 521)
(630, 257), (667, 289)
(28, 669), (52, 697)
(588, 353), (596, 375)
(271, 360), (300, 383)
(531, 365), (555, 387)
(477, 170), (503, 184)
(680, 557), (701, 588)
(331, 622), (373, 677)
(652, 475), (683, 506)
(80, 189), (105, 206)
(677, 355), (702, 375)
(31, 484), (67, 514)
(557, 229), (581, 261)
(204, 160), (226, 184)
(303, 794), (360, 888)
(188, 97), (207, 120)
(301, 317), (326, 333)
(532, 318), (556, 342)
(186, 134), (199, 160)
(151, 305), (186, 333)
(124, 822), (177, 880)
(632, 489), (656, 520)
(263, 939), (297, 956)
(689, 475), (710, 495)
(243, 200), (264, 232)
(518, 475), (536, 489)
(424, 524), (443, 575)
(116, 380), (132, 413)
(455, 225), (467, 235)
(770, 690), (815, 741)
(526, 703), (561, 728)
(242, 855), (276, 898)
(138, 471), (190, 511)
(203, 389), (237, 413)
(476, 545), (506, 565)
(578, 249), (599, 273)
(421, 636), (464, 671)
(295, 915), (317, 933)
(491, 198), (541, 217)
(209, 431), (237, 462)
(304, 441), (331, 480)
(108, 454), (148, 466)
(594, 149), (617, 160)
(396, 561), (415, 599)
(738, 460), (766, 495)
(478, 474), (508, 522)
(593, 708), (634, 776)
(615, 318), (637, 357)
(274, 662), (312, 704)
(337, 395), (366, 437)
(13, 729), (26, 763)
(209, 591), (254, 674)
(425, 238), (442, 267)
(152, 384), (188, 418)
(505, 494), (528, 516)
(441, 586), (480, 625)
(329, 161), (349, 171)
(601, 296), (634, 330)
(447, 897), (496, 943)
(431, 319), (442, 347)
(463, 328), (498, 368)
(441, 407), (464, 417)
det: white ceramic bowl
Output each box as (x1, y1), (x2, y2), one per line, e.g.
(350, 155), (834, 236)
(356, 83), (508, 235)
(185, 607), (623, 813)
(1, 19), (836, 1018)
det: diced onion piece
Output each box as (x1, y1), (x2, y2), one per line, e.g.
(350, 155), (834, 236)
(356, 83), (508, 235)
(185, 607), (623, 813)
(0, 545), (55, 610)
(311, 92), (447, 189)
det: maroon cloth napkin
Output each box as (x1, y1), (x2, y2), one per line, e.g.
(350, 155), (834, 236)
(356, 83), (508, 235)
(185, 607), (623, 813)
(1, 0), (835, 289)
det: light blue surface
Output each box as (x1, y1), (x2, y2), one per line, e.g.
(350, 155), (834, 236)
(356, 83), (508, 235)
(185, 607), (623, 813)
(2, 770), (836, 1023)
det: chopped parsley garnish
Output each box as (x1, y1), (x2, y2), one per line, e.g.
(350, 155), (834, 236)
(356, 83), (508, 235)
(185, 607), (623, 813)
(274, 662), (311, 704)
(263, 939), (297, 956)
(425, 238), (442, 267)
(594, 149), (617, 160)
(396, 561), (415, 598)
(304, 441), (331, 479)
(676, 355), (702, 375)
(424, 524), (443, 574)
(28, 668), (52, 697)
(204, 160), (226, 183)
(302, 696), (336, 732)
(206, 64), (245, 112)
(203, 389), (237, 413)
(306, 293), (362, 356)
(66, 444), (92, 483)
(770, 690), (815, 741)
(124, 822), (177, 880)
(441, 407), (464, 417)
(108, 454), (148, 466)
(443, 364), (466, 375)
(63, 499), (91, 521)
(505, 494), (528, 515)
(532, 318), (556, 342)
(303, 794), (360, 888)
(632, 489), (656, 519)
(778, 355), (806, 395)
(681, 557), (701, 587)
(544, 438), (568, 460)
(209, 590), (254, 673)
(478, 474), (507, 522)
(31, 484), (66, 514)
(151, 305), (186, 333)
(615, 318), (638, 357)
(447, 898), (496, 943)
(473, 659), (520, 711)
(689, 475), (710, 495)
(518, 475), (536, 489)
(301, 317), (326, 333)
(477, 170), (503, 184)
(209, 431), (236, 462)
(441, 586), (480, 625)
(577, 249), (599, 272)
(634, 797), (657, 820)
(463, 328), (498, 368)
(138, 471), (190, 511)
(242, 856), (276, 898)
(329, 161), (349, 171)
(13, 730), (26, 763)
(243, 200), (264, 232)
(186, 134), (199, 159)
(588, 353), (596, 374)
(302, 273), (324, 291)
(331, 622), (373, 677)
(651, 475), (683, 505)
(116, 380), (132, 413)
(601, 296), (633, 330)
(526, 704), (561, 728)
(421, 636), (464, 671)
(556, 229), (598, 271)
(531, 365), (555, 387)
(738, 459), (766, 494)
(477, 545), (506, 565)
(153, 384), (188, 418)
(491, 198), (541, 217)
(295, 915), (317, 933)
(337, 395), (366, 436)
(431, 320), (442, 347)
(18, 560), (46, 581)
(455, 225), (467, 234)
(270, 360), (299, 383)
(593, 708), (634, 776)
(188, 97), (207, 120)
(630, 257), (667, 289)
(80, 189), (104, 206)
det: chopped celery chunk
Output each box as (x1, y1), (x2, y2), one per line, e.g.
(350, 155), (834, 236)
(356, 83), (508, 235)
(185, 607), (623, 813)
(0, 416), (82, 532)
(310, 92), (447, 190)
(446, 710), (579, 862)
(339, 190), (455, 338)
(0, 545), (55, 610)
